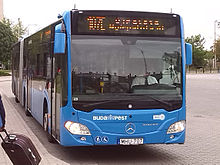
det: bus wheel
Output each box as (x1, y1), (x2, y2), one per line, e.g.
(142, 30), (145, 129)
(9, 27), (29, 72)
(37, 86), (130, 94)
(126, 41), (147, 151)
(23, 88), (26, 108)
(15, 97), (19, 103)
(24, 94), (31, 117)
(43, 111), (55, 143)
(25, 108), (31, 116)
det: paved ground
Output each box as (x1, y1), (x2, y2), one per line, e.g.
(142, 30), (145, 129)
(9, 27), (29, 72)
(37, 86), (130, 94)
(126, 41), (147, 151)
(0, 74), (220, 165)
(0, 76), (69, 165)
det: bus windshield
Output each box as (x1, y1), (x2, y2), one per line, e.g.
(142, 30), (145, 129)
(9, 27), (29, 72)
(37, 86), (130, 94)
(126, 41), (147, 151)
(71, 35), (182, 111)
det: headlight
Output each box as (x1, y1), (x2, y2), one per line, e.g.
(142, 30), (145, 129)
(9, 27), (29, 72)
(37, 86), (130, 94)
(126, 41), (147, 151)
(167, 120), (185, 134)
(64, 121), (91, 135)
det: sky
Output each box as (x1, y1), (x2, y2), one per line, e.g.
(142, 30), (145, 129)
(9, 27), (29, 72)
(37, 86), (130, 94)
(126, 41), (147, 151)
(3, 0), (220, 49)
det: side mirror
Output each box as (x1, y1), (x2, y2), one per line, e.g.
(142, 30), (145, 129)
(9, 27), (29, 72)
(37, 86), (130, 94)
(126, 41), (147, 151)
(185, 43), (192, 65)
(54, 33), (66, 54)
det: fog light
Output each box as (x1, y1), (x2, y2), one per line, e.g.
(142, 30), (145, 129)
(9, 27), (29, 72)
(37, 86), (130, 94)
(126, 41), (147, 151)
(64, 121), (91, 135)
(167, 120), (185, 134)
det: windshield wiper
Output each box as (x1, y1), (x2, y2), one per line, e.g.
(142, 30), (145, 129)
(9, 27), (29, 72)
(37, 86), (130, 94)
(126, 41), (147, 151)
(81, 100), (122, 108)
(146, 95), (173, 110)
(74, 95), (173, 110)
(122, 94), (173, 110)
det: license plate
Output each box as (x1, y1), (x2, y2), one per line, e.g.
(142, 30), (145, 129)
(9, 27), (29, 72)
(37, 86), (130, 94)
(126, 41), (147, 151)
(119, 138), (144, 145)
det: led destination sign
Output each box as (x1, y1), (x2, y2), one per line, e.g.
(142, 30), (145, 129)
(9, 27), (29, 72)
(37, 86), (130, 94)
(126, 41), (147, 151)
(74, 11), (180, 36)
(86, 16), (164, 32)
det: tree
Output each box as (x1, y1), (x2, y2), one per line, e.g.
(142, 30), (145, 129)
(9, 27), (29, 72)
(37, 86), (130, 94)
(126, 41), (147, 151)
(0, 18), (27, 69)
(0, 21), (17, 69)
(185, 34), (210, 68)
(214, 38), (220, 62)
(1, 17), (27, 40)
(12, 18), (27, 40)
(205, 51), (215, 71)
(1, 18), (13, 28)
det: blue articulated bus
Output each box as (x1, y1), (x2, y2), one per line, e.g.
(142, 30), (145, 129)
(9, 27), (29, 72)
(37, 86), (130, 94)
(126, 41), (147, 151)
(12, 10), (192, 146)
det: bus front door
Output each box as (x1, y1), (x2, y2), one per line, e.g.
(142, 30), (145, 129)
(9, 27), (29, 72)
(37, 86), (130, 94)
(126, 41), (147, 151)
(51, 56), (61, 141)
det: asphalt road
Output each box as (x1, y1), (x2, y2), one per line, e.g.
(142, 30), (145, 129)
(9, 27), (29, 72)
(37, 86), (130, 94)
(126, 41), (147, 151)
(0, 74), (220, 165)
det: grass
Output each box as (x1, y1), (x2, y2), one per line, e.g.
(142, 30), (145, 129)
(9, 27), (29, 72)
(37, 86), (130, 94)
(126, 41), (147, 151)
(0, 70), (11, 76)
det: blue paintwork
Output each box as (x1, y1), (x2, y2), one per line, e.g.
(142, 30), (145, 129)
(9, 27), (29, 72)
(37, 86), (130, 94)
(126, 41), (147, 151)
(185, 43), (193, 65)
(179, 16), (186, 125)
(54, 33), (66, 54)
(54, 23), (66, 54)
(60, 11), (72, 106)
(60, 106), (184, 146)
(59, 11), (80, 145)
(57, 11), (187, 146)
(55, 24), (62, 33)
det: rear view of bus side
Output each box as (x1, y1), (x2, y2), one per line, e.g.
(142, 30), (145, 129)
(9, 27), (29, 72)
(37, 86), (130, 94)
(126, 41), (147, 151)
(11, 10), (192, 146)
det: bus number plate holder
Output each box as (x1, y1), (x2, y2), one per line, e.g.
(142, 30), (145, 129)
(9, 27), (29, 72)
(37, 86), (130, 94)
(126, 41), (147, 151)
(119, 138), (143, 145)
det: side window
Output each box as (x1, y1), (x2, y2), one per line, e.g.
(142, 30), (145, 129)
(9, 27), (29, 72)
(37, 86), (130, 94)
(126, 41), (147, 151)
(36, 54), (40, 75)
(43, 53), (48, 77)
(12, 43), (20, 77)
(42, 27), (52, 80)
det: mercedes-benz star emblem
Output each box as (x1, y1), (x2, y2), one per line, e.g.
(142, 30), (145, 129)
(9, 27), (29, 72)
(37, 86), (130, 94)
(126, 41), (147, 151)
(125, 123), (136, 134)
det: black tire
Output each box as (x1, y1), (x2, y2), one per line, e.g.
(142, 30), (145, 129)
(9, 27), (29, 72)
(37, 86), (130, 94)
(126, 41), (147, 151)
(43, 104), (55, 143)
(23, 89), (26, 108)
(15, 97), (19, 103)
(23, 92), (31, 117)
(25, 108), (31, 116)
